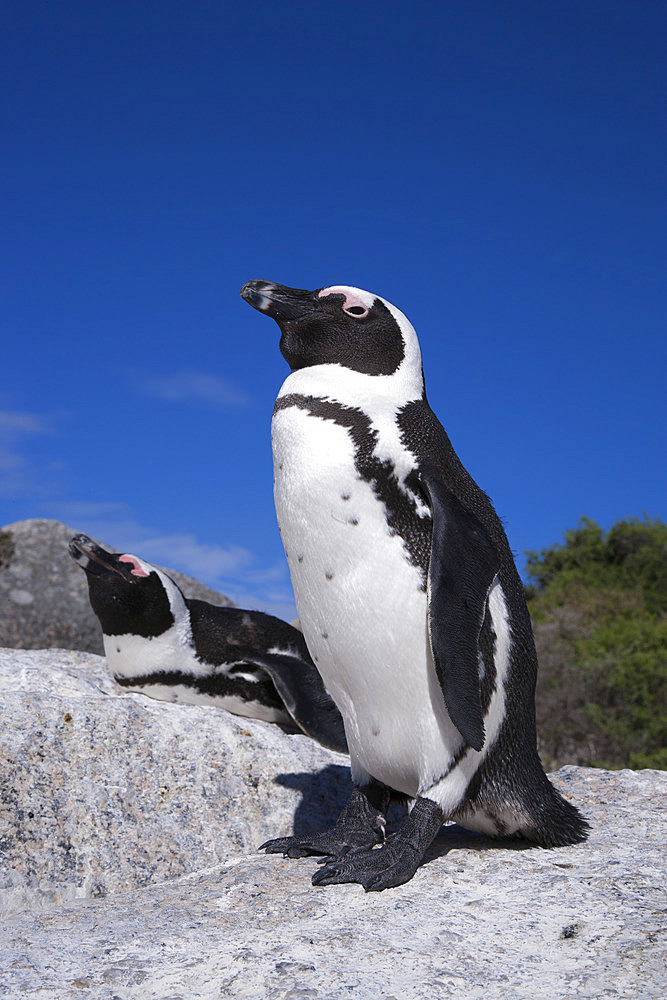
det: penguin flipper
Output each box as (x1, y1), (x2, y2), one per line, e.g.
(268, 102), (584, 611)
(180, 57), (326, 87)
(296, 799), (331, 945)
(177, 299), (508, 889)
(248, 653), (349, 755)
(418, 466), (501, 752)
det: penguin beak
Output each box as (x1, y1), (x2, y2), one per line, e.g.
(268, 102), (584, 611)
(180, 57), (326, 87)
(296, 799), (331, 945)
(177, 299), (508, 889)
(240, 280), (321, 322)
(69, 533), (98, 569)
(68, 534), (137, 582)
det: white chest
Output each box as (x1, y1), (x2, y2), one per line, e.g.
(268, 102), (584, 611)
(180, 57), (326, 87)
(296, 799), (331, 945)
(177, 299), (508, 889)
(103, 627), (204, 680)
(102, 631), (289, 723)
(271, 402), (463, 796)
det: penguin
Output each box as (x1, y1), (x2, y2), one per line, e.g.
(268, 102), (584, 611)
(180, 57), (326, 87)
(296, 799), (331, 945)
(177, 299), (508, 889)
(240, 279), (589, 892)
(68, 533), (347, 753)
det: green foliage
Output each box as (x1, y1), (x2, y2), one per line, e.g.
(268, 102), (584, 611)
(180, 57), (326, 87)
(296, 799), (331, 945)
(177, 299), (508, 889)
(527, 516), (667, 770)
(526, 515), (667, 609)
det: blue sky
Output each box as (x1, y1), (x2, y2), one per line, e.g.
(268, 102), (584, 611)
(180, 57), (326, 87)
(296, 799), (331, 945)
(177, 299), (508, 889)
(2, 1), (665, 619)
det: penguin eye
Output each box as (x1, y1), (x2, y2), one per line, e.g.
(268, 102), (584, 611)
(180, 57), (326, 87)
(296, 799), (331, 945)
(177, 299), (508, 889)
(344, 305), (369, 318)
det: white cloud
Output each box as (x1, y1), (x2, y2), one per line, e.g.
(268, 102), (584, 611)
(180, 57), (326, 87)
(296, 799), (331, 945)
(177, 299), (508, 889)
(127, 532), (252, 579)
(0, 411), (50, 434)
(55, 505), (250, 575)
(0, 408), (53, 488)
(220, 585), (298, 624)
(0, 408), (296, 617)
(52, 501), (296, 619)
(132, 370), (251, 409)
(53, 500), (129, 522)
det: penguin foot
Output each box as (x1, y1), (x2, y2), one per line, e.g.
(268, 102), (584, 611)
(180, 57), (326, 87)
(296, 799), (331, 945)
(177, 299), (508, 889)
(259, 785), (388, 860)
(311, 796), (443, 892)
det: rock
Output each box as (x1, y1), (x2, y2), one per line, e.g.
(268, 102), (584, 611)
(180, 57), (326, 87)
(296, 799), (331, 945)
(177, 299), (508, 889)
(1, 650), (665, 999)
(0, 519), (234, 653)
(0, 664), (667, 1000)
(0, 647), (350, 913)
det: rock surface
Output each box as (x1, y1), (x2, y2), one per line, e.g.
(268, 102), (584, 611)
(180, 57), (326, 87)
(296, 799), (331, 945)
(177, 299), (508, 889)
(0, 647), (350, 913)
(0, 519), (234, 653)
(1, 648), (665, 999)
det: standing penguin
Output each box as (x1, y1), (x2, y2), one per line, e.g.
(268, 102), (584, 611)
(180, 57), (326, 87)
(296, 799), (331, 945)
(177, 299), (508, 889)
(240, 279), (588, 892)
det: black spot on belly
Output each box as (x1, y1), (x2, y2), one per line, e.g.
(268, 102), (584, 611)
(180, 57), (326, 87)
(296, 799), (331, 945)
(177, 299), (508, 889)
(321, 631), (329, 639)
(274, 394), (432, 582)
(325, 571), (334, 580)
(297, 554), (304, 563)
(349, 518), (359, 526)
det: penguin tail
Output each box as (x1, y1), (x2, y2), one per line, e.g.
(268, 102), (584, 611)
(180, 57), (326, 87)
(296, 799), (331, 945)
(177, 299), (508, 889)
(523, 777), (590, 848)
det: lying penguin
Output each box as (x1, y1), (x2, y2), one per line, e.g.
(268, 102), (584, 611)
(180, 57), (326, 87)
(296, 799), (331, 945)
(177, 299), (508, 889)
(241, 279), (589, 892)
(68, 533), (347, 753)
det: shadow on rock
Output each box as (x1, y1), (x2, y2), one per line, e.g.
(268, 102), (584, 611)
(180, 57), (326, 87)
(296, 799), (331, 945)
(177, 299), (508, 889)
(423, 823), (537, 868)
(272, 765), (537, 869)
(271, 764), (352, 836)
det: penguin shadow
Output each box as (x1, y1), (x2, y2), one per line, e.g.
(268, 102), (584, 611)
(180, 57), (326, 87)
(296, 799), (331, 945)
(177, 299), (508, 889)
(273, 765), (417, 838)
(272, 764), (352, 836)
(421, 824), (536, 869)
(272, 767), (534, 867)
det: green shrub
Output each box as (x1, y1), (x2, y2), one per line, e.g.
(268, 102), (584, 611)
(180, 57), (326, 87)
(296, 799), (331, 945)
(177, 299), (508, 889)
(527, 516), (666, 770)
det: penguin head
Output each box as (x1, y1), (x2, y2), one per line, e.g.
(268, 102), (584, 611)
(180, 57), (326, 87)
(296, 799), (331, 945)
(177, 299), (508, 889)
(240, 280), (422, 379)
(68, 534), (184, 638)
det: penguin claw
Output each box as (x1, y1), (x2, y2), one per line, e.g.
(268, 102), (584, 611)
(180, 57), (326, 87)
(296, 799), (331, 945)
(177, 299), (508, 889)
(311, 796), (444, 891)
(258, 827), (378, 860)
(311, 842), (421, 892)
(258, 836), (314, 858)
(259, 786), (389, 861)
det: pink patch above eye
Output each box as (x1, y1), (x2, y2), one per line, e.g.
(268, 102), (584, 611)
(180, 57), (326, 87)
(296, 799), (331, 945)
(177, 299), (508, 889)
(119, 554), (149, 577)
(319, 288), (369, 316)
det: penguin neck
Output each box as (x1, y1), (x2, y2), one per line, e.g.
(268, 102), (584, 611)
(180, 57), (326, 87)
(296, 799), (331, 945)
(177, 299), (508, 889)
(151, 567), (196, 648)
(277, 359), (425, 415)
